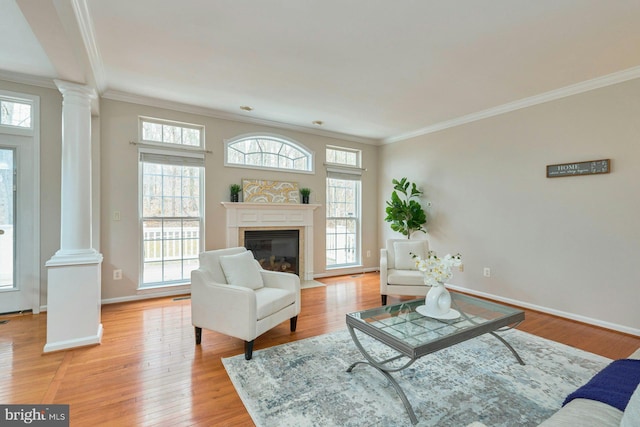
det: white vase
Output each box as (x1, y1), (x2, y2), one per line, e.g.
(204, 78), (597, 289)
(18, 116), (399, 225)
(424, 282), (452, 317)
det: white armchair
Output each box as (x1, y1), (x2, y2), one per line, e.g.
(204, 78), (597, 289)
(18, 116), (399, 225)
(380, 239), (429, 305)
(191, 247), (301, 360)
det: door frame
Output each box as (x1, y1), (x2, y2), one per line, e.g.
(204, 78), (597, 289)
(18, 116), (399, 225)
(0, 90), (40, 314)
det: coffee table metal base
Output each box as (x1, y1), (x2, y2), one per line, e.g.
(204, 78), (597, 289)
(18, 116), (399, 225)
(346, 325), (421, 424)
(346, 323), (525, 425)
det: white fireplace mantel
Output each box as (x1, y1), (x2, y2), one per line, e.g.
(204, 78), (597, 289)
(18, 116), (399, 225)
(221, 202), (320, 280)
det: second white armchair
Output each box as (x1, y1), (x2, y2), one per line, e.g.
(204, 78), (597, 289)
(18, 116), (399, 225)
(380, 239), (429, 305)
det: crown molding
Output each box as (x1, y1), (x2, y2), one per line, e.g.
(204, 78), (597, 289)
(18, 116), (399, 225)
(102, 89), (379, 145)
(72, 0), (106, 94)
(0, 70), (57, 90)
(383, 66), (640, 144)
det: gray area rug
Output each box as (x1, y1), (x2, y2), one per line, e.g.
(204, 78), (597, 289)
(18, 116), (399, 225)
(222, 329), (610, 427)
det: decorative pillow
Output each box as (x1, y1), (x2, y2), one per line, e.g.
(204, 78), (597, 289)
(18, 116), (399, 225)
(219, 250), (264, 290)
(621, 383), (640, 427)
(393, 241), (426, 270)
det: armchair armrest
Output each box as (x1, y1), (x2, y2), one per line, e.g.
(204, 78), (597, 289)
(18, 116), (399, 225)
(191, 269), (258, 341)
(260, 270), (301, 315)
(380, 248), (389, 292)
(261, 270), (300, 292)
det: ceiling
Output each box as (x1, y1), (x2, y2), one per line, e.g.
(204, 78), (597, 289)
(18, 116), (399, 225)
(2, 0), (640, 144)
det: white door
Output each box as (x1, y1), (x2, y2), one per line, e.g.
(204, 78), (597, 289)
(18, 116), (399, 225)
(0, 140), (36, 313)
(0, 148), (15, 292)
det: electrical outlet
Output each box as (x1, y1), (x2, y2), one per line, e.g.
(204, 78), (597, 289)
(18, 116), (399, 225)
(113, 211), (121, 221)
(483, 267), (491, 277)
(366, 250), (371, 258)
(113, 269), (122, 280)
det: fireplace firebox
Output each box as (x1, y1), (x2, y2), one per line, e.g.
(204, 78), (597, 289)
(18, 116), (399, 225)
(244, 229), (299, 276)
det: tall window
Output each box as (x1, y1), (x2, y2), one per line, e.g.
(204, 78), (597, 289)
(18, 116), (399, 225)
(225, 134), (313, 173)
(326, 146), (362, 268)
(139, 118), (204, 287)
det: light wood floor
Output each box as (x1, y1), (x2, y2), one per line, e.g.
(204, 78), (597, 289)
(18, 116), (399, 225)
(1, 272), (639, 426)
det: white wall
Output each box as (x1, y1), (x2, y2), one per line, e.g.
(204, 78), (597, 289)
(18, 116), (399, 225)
(379, 78), (640, 333)
(99, 98), (380, 300)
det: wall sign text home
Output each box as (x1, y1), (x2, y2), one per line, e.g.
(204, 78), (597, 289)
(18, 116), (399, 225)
(546, 159), (610, 178)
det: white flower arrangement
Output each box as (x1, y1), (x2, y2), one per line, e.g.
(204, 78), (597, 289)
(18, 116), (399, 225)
(412, 251), (463, 287)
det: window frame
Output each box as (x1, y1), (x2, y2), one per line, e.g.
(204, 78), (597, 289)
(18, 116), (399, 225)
(325, 176), (361, 269)
(137, 117), (205, 289)
(325, 145), (361, 169)
(138, 116), (205, 151)
(224, 132), (315, 174)
(0, 91), (35, 137)
(325, 145), (363, 270)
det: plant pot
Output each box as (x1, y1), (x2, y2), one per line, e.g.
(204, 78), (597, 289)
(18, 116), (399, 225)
(302, 195), (310, 204)
(230, 193), (239, 202)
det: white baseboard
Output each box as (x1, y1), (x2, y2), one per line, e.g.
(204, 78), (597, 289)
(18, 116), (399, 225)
(43, 324), (103, 353)
(446, 283), (640, 337)
(314, 266), (378, 278)
(101, 287), (191, 305)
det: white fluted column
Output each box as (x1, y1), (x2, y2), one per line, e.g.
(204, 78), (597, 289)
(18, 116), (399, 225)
(45, 80), (103, 352)
(48, 80), (101, 263)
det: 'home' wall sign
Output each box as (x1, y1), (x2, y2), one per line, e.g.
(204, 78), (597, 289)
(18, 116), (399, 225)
(546, 159), (610, 178)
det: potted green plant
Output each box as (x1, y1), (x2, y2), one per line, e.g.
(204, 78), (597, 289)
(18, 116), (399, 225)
(230, 184), (242, 202)
(384, 177), (427, 239)
(300, 188), (311, 204)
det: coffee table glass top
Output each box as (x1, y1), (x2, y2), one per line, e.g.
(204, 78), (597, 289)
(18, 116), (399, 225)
(346, 292), (524, 358)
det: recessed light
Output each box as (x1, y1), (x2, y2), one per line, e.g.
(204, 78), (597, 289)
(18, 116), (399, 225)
(240, 105), (254, 111)
(312, 120), (324, 126)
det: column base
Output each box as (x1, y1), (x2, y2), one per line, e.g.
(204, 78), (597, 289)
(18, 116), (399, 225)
(43, 324), (103, 353)
(44, 259), (103, 353)
(46, 249), (103, 266)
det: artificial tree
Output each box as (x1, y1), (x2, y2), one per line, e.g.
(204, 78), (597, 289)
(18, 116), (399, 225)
(384, 177), (427, 239)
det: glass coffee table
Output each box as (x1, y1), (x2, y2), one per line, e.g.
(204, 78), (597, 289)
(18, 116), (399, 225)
(345, 293), (525, 425)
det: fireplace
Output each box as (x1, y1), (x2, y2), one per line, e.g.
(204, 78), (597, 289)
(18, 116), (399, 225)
(244, 229), (299, 275)
(222, 202), (319, 281)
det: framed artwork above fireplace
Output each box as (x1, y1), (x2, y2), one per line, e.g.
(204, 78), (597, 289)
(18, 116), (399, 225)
(242, 179), (300, 203)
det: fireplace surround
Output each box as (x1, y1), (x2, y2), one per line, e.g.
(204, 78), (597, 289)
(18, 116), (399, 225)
(221, 202), (320, 281)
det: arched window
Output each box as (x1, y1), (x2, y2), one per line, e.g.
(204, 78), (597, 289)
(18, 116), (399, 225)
(225, 134), (314, 173)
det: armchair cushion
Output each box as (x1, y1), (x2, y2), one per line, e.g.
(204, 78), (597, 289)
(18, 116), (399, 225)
(393, 241), (426, 270)
(219, 250), (264, 290)
(255, 287), (297, 320)
(387, 269), (426, 286)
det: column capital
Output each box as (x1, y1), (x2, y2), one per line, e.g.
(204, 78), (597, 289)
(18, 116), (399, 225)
(54, 79), (97, 100)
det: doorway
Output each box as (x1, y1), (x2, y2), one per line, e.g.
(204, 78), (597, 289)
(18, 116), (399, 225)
(0, 91), (40, 314)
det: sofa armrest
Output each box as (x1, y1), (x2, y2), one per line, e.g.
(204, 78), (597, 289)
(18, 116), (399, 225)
(537, 399), (623, 427)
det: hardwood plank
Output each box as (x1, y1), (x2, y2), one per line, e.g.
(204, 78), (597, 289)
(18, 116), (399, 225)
(0, 272), (638, 426)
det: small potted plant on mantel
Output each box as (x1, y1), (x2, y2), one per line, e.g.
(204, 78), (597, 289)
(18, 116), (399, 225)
(300, 188), (311, 204)
(230, 184), (242, 202)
